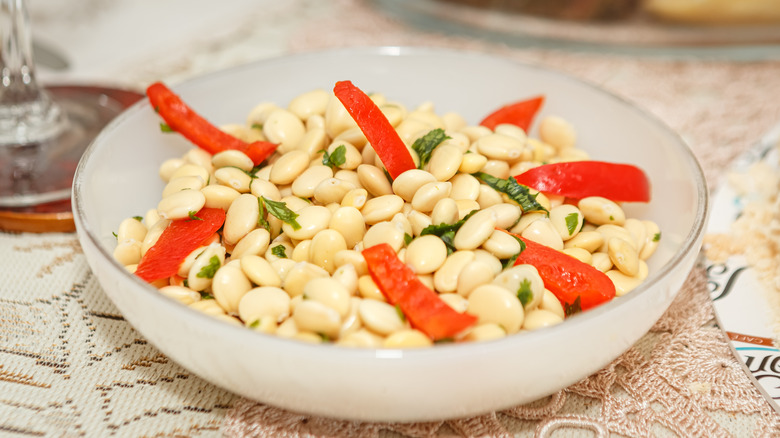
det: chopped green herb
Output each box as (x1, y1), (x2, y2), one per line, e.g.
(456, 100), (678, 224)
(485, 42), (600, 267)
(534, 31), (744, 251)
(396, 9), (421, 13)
(160, 122), (174, 133)
(188, 211), (203, 221)
(132, 216), (143, 222)
(249, 319), (261, 328)
(411, 128), (450, 169)
(271, 244), (288, 259)
(420, 210), (478, 254)
(319, 333), (331, 342)
(565, 213), (579, 236)
(262, 197), (301, 230)
(516, 279), (534, 307)
(473, 172), (547, 214)
(395, 304), (406, 323)
(196, 255), (221, 279)
(609, 215), (615, 221)
(183, 279), (189, 288)
(653, 232), (661, 242)
(112, 231), (118, 239)
(321, 144), (347, 169)
(251, 123), (263, 130)
(403, 233), (413, 246)
(563, 296), (582, 317)
(257, 197), (270, 231)
(200, 292), (214, 300)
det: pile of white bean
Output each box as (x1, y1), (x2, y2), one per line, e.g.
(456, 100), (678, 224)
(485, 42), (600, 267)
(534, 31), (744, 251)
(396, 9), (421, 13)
(113, 87), (661, 348)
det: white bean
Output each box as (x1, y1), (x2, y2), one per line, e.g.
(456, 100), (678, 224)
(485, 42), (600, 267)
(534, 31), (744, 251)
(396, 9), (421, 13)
(291, 165), (333, 198)
(263, 109), (305, 153)
(269, 150), (309, 185)
(212, 264), (253, 315)
(467, 284), (524, 334)
(157, 189), (206, 220)
(357, 164), (393, 197)
(578, 196), (626, 226)
(358, 299), (407, 336)
(391, 169), (437, 202)
(241, 254), (282, 288)
(224, 194), (259, 245)
(159, 286), (201, 306)
(293, 300), (341, 338)
(453, 209), (497, 250)
(309, 229), (347, 274)
(282, 205), (331, 240)
(434, 250), (474, 293)
(303, 277), (351, 317)
(238, 286), (291, 324)
(405, 235), (448, 275)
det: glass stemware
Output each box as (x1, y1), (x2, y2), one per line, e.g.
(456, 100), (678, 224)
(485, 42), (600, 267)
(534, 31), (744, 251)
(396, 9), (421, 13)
(0, 0), (141, 231)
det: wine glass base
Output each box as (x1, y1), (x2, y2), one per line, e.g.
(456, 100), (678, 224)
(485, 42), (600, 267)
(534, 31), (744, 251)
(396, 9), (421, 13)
(0, 85), (142, 233)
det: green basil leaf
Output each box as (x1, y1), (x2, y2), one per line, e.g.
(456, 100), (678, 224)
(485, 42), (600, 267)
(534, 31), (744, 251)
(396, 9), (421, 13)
(262, 197), (301, 230)
(473, 172), (547, 214)
(196, 255), (221, 279)
(271, 244), (288, 258)
(565, 212), (579, 236)
(411, 128), (450, 168)
(257, 197), (270, 231)
(321, 144), (347, 169)
(516, 279), (534, 307)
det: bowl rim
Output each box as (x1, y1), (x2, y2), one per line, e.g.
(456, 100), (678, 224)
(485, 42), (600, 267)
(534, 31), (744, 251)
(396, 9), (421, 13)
(72, 45), (709, 361)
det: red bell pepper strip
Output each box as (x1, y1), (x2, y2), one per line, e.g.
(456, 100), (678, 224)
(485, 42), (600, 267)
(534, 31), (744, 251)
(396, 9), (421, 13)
(362, 243), (477, 341)
(514, 161), (651, 203)
(146, 82), (277, 166)
(506, 231), (616, 312)
(135, 207), (226, 283)
(333, 80), (415, 179)
(479, 95), (544, 132)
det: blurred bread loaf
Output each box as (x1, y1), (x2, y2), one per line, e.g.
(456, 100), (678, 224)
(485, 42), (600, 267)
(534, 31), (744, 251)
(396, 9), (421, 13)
(643, 0), (780, 24)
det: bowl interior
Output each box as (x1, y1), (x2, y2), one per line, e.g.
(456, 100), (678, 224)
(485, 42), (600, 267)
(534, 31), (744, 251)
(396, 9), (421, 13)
(73, 46), (707, 421)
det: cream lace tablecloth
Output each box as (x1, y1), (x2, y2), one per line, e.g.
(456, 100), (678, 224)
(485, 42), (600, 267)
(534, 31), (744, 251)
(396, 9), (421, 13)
(4, 0), (780, 436)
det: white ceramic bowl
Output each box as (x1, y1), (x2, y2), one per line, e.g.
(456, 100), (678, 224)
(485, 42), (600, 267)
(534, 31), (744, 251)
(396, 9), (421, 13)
(73, 47), (707, 422)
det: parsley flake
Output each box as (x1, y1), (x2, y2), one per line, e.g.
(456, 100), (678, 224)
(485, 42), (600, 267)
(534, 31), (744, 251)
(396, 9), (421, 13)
(249, 319), (261, 329)
(132, 216), (143, 222)
(403, 233), (413, 246)
(321, 144), (347, 169)
(160, 122), (174, 133)
(271, 245), (288, 259)
(563, 296), (582, 317)
(473, 172), (547, 214)
(188, 211), (203, 221)
(251, 123), (263, 130)
(516, 279), (534, 307)
(262, 197), (301, 230)
(565, 212), (579, 236)
(196, 255), (221, 279)
(412, 128), (450, 169)
(653, 232), (661, 242)
(200, 292), (214, 300)
(395, 304), (406, 323)
(257, 197), (270, 231)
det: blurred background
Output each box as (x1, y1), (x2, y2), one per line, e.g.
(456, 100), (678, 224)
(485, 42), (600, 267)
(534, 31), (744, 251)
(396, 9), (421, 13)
(29, 0), (780, 91)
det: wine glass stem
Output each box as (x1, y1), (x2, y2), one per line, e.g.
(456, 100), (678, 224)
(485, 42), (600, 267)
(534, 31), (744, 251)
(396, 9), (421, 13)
(0, 0), (65, 146)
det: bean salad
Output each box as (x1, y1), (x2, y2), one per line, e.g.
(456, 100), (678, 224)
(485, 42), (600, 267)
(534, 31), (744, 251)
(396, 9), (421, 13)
(112, 81), (661, 348)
